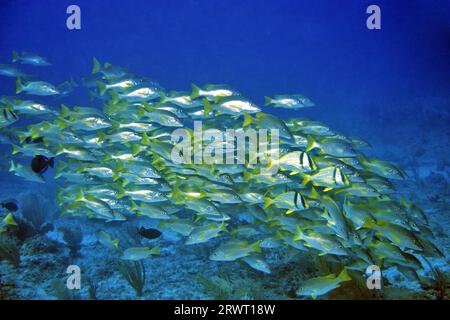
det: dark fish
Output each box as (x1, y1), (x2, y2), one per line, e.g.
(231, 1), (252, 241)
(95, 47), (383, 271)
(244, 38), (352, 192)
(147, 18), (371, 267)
(31, 155), (54, 174)
(25, 136), (45, 144)
(1, 201), (18, 212)
(138, 227), (162, 240)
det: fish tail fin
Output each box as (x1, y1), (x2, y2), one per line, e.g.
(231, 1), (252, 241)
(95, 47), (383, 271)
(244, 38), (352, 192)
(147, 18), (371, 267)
(112, 162), (124, 182)
(96, 81), (106, 96)
(306, 136), (317, 152)
(191, 84), (201, 99)
(203, 98), (212, 115)
(109, 91), (119, 104)
(308, 187), (320, 200)
(112, 239), (120, 250)
(92, 57), (101, 74)
(30, 126), (40, 140)
(3, 213), (17, 226)
(55, 117), (67, 130)
(301, 174), (311, 186)
(264, 96), (272, 106)
(117, 185), (126, 199)
(243, 171), (252, 182)
(130, 142), (141, 157)
(56, 188), (64, 206)
(60, 104), (70, 118)
(96, 131), (106, 142)
(171, 180), (183, 203)
(338, 269), (351, 282)
(159, 91), (167, 103)
(362, 218), (376, 229)
(213, 96), (224, 104)
(151, 246), (160, 255)
(141, 132), (150, 146)
(219, 220), (228, 233)
(54, 161), (67, 178)
(9, 160), (16, 172)
(74, 190), (84, 202)
(15, 77), (23, 94)
(293, 225), (303, 241)
(11, 144), (20, 155)
(243, 113), (253, 127)
(55, 144), (65, 156)
(251, 240), (262, 253)
(17, 132), (26, 143)
(110, 119), (121, 131)
(263, 197), (274, 209)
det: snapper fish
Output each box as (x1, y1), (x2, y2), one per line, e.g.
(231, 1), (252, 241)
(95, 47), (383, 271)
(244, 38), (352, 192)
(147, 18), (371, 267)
(111, 85), (160, 102)
(12, 51), (51, 66)
(294, 226), (348, 256)
(215, 97), (260, 115)
(160, 91), (204, 108)
(0, 64), (27, 77)
(96, 79), (140, 96)
(185, 221), (227, 245)
(287, 119), (335, 136)
(191, 84), (238, 100)
(265, 94), (315, 109)
(16, 79), (59, 96)
(5, 100), (57, 116)
(92, 58), (128, 79)
(9, 160), (46, 183)
(307, 136), (357, 158)
(97, 230), (120, 250)
(296, 269), (351, 299)
(263, 191), (308, 213)
(209, 240), (262, 261)
(360, 156), (406, 180)
(242, 254), (271, 274)
(302, 166), (350, 189)
(121, 246), (159, 261)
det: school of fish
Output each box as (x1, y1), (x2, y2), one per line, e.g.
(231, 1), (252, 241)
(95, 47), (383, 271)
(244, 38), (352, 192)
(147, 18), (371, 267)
(0, 52), (443, 299)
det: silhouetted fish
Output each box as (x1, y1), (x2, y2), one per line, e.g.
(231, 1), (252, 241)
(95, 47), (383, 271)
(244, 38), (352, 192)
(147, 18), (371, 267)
(1, 200), (18, 212)
(138, 227), (162, 240)
(31, 155), (54, 174)
(25, 136), (45, 144)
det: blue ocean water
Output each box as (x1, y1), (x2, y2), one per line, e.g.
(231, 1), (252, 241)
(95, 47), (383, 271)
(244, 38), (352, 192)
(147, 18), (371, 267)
(0, 0), (449, 300)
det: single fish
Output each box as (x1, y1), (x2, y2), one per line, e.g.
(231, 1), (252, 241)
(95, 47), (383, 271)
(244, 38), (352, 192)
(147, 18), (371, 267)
(1, 200), (18, 212)
(138, 227), (162, 240)
(265, 94), (315, 109)
(12, 51), (51, 66)
(296, 269), (351, 299)
(31, 155), (55, 174)
(121, 246), (159, 261)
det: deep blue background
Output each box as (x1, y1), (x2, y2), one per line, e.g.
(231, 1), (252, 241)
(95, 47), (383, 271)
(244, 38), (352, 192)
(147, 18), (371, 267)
(0, 0), (449, 138)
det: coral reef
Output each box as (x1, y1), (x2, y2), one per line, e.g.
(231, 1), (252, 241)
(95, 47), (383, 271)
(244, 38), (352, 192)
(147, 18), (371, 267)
(0, 235), (20, 267)
(59, 227), (83, 258)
